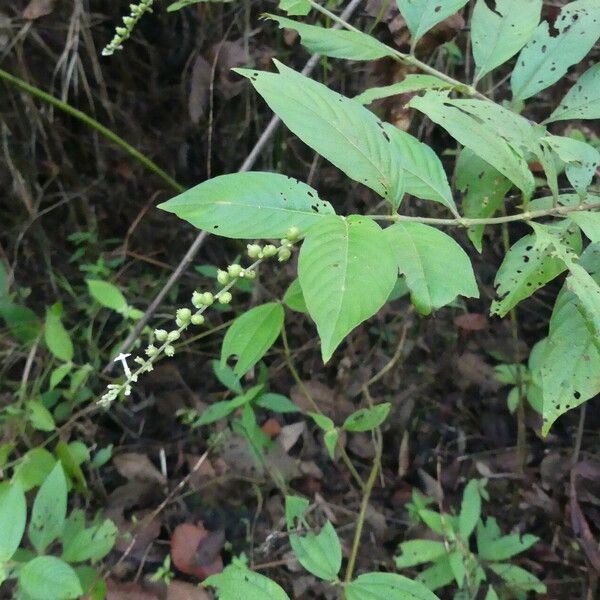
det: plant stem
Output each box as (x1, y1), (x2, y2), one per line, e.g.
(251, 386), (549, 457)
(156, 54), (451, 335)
(306, 0), (486, 100)
(0, 68), (184, 193)
(369, 200), (600, 227)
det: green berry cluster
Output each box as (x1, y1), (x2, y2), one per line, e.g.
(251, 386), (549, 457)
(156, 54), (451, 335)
(102, 0), (154, 57)
(99, 228), (300, 408)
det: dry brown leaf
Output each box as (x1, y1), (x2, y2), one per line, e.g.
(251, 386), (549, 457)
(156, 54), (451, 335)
(188, 54), (212, 124)
(22, 0), (55, 19)
(170, 523), (223, 580)
(106, 580), (159, 600)
(277, 422), (305, 452)
(454, 313), (488, 332)
(114, 453), (167, 486)
(166, 581), (212, 600)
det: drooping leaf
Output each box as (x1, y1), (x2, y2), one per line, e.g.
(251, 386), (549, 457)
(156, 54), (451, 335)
(298, 215), (397, 362)
(236, 61), (405, 208)
(205, 562), (290, 599)
(28, 461), (67, 553)
(18, 556), (83, 600)
(44, 304), (73, 362)
(0, 481), (26, 562)
(471, 0), (542, 83)
(396, 0), (470, 50)
(342, 403), (391, 432)
(488, 563), (546, 594)
(283, 278), (307, 313)
(456, 149), (512, 252)
(384, 222), (479, 315)
(409, 92), (535, 196)
(354, 74), (455, 104)
(458, 479), (481, 540)
(345, 572), (441, 600)
(490, 220), (581, 317)
(544, 135), (600, 196)
(546, 63), (600, 122)
(395, 540), (447, 568)
(221, 303), (284, 375)
(159, 172), (334, 239)
(538, 243), (600, 434)
(511, 0), (600, 101)
(384, 125), (457, 215)
(86, 280), (128, 312)
(268, 15), (392, 60)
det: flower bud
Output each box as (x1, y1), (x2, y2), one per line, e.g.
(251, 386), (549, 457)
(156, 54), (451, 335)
(245, 269), (256, 280)
(286, 226), (300, 241)
(191, 314), (205, 326)
(280, 238), (291, 247)
(191, 291), (204, 308)
(164, 344), (175, 357)
(202, 292), (214, 305)
(247, 244), (262, 259)
(145, 344), (158, 357)
(219, 291), (233, 304)
(228, 264), (243, 278)
(278, 247), (292, 262)
(154, 329), (168, 342)
(176, 308), (192, 323)
(262, 244), (278, 258)
(217, 269), (230, 285)
(167, 330), (180, 342)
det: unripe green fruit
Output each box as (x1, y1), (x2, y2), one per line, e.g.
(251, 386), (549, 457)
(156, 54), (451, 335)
(191, 291), (204, 308)
(219, 291), (233, 304)
(228, 264), (243, 278)
(202, 292), (214, 306)
(176, 308), (192, 323)
(247, 244), (262, 258)
(217, 270), (230, 285)
(164, 345), (175, 357)
(154, 329), (168, 342)
(167, 330), (180, 342)
(287, 226), (300, 241)
(145, 344), (158, 357)
(191, 314), (205, 326)
(245, 270), (257, 280)
(262, 244), (278, 258)
(278, 247), (292, 262)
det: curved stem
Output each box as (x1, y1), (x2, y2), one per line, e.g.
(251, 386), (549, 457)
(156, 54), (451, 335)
(0, 68), (184, 193)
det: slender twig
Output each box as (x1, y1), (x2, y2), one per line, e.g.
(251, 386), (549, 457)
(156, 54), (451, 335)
(370, 200), (600, 227)
(0, 68), (184, 193)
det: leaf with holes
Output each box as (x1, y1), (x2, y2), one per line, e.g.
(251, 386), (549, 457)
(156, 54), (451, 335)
(384, 125), (457, 215)
(409, 92), (534, 196)
(159, 172), (334, 239)
(354, 74), (455, 104)
(546, 63), (600, 122)
(471, 0), (542, 84)
(268, 15), (393, 60)
(511, 0), (600, 101)
(345, 572), (441, 600)
(396, 0), (470, 50)
(236, 61), (405, 208)
(490, 220), (582, 317)
(298, 216), (397, 362)
(456, 149), (511, 252)
(384, 222), (478, 316)
(221, 303), (284, 376)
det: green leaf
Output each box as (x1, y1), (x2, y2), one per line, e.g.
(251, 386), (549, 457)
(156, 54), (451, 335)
(396, 0), (469, 50)
(62, 519), (117, 563)
(44, 304), (73, 362)
(569, 211), (600, 242)
(488, 563), (546, 594)
(478, 533), (538, 561)
(456, 149), (511, 252)
(91, 445), (113, 469)
(221, 303), (284, 376)
(511, 0), (600, 101)
(384, 125), (457, 215)
(309, 412), (335, 432)
(197, 398), (246, 426)
(168, 0), (232, 11)
(255, 393), (300, 413)
(485, 587), (500, 600)
(211, 359), (243, 394)
(345, 572), (442, 600)
(299, 216), (397, 361)
(27, 400), (56, 432)
(55, 440), (87, 492)
(409, 92), (534, 196)
(458, 480), (481, 540)
(159, 172), (334, 239)
(0, 481), (26, 562)
(343, 403), (391, 432)
(269, 15), (392, 60)
(50, 362), (72, 389)
(384, 222), (478, 315)
(29, 462), (67, 553)
(205, 563), (290, 599)
(544, 135), (600, 196)
(86, 279), (128, 312)
(236, 61), (405, 208)
(283, 278), (307, 313)
(0, 302), (41, 344)
(19, 556), (83, 600)
(323, 429), (340, 460)
(448, 551), (465, 587)
(354, 75), (455, 104)
(416, 555), (455, 591)
(278, 0), (311, 16)
(471, 0), (542, 83)
(490, 220), (581, 317)
(13, 448), (56, 491)
(539, 243), (600, 434)
(395, 540), (447, 568)
(546, 63), (600, 122)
